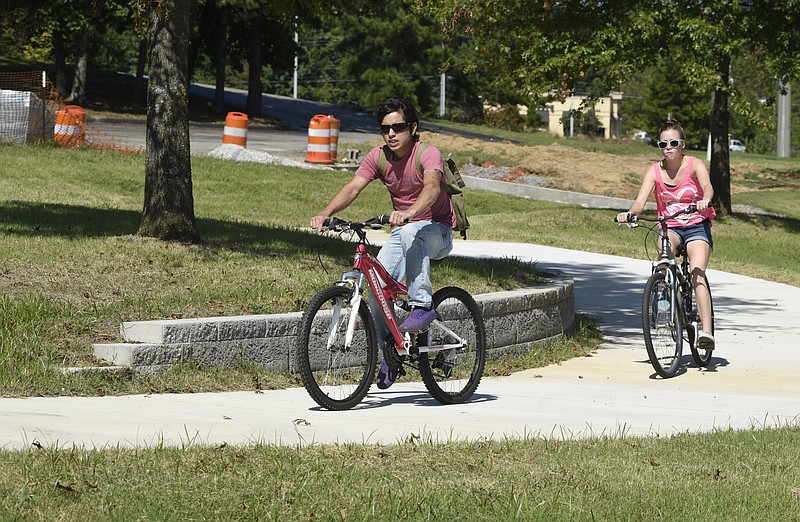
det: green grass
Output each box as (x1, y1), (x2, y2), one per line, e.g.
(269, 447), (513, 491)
(1, 426), (798, 520)
(2, 109), (800, 522)
(1, 141), (798, 398)
(4, 60), (800, 521)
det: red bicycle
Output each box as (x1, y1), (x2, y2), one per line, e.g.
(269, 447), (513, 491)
(296, 215), (487, 410)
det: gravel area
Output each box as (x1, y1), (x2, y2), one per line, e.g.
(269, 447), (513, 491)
(459, 163), (553, 187)
(208, 144), (328, 170)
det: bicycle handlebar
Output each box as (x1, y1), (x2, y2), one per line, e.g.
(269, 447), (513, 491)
(321, 215), (391, 233)
(614, 204), (699, 225)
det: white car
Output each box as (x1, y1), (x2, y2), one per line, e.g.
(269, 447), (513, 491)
(730, 139), (746, 153)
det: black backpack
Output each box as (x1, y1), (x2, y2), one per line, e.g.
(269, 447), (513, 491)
(376, 142), (470, 240)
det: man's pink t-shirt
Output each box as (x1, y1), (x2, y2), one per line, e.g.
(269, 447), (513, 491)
(356, 141), (455, 227)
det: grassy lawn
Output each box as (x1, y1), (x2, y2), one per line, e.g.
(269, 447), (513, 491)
(1, 135), (799, 520)
(2, 426), (799, 520)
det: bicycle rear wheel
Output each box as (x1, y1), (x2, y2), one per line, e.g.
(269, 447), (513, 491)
(296, 285), (378, 410)
(418, 286), (486, 405)
(642, 270), (683, 378)
(689, 274), (714, 367)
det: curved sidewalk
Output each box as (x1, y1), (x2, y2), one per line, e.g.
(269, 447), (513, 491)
(2, 241), (799, 450)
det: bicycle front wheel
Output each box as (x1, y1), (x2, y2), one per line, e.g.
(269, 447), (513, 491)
(418, 286), (486, 405)
(296, 285), (378, 411)
(642, 270), (683, 378)
(689, 273), (714, 367)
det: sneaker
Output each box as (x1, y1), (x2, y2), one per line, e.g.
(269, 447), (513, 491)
(697, 331), (715, 351)
(376, 359), (399, 389)
(399, 307), (436, 333)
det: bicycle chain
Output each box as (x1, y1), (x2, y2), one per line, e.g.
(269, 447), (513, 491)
(382, 336), (405, 370)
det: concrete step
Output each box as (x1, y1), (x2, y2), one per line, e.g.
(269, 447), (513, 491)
(120, 312), (301, 344)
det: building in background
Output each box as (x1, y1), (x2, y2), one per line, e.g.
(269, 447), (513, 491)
(538, 92), (623, 139)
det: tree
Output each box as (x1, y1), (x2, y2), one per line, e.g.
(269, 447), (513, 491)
(418, 0), (800, 214)
(621, 56), (710, 147)
(138, 0), (201, 242)
(655, 0), (800, 214)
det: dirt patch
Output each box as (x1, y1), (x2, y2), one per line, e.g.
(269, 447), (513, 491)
(422, 133), (650, 199)
(420, 131), (796, 201)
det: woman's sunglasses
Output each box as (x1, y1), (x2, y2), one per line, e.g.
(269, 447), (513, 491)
(657, 139), (683, 149)
(380, 122), (413, 134)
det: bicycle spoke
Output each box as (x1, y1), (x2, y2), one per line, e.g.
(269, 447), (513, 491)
(297, 286), (377, 410)
(643, 272), (683, 378)
(418, 287), (486, 404)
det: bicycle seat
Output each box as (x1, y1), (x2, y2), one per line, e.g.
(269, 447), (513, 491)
(676, 244), (688, 258)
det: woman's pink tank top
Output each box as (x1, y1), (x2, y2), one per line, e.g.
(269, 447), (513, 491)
(653, 156), (716, 227)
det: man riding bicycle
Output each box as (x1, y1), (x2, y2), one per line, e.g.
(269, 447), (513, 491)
(310, 96), (456, 389)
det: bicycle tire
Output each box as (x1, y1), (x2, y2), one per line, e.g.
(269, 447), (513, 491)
(296, 285), (378, 411)
(642, 270), (683, 378)
(689, 274), (714, 367)
(418, 286), (486, 405)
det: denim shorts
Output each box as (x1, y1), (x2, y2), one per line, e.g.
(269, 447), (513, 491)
(670, 220), (713, 250)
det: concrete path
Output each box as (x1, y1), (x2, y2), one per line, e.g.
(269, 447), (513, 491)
(2, 241), (798, 450)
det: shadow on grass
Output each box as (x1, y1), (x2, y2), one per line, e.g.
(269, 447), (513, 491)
(0, 200), (354, 260)
(0, 201), (540, 285)
(719, 211), (800, 234)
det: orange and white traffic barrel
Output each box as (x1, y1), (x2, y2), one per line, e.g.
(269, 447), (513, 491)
(54, 105), (85, 147)
(305, 114), (332, 163)
(222, 112), (248, 147)
(328, 115), (341, 162)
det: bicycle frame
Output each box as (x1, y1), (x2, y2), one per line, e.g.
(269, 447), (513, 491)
(337, 235), (467, 358)
(652, 222), (691, 319)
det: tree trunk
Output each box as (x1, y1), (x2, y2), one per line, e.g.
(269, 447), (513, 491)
(213, 5), (229, 116)
(246, 15), (263, 117)
(69, 29), (89, 104)
(138, 0), (201, 243)
(709, 57), (732, 216)
(52, 28), (68, 97)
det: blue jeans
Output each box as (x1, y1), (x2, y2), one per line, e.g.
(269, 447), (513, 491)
(368, 220), (453, 348)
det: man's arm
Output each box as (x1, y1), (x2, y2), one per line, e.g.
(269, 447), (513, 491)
(310, 175), (371, 230)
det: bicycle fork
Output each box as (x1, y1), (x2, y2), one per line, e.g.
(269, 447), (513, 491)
(329, 271), (365, 352)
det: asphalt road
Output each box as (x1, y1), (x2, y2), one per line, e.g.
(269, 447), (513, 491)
(88, 84), (512, 162)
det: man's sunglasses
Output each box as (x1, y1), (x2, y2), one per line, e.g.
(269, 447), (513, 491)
(657, 139), (683, 149)
(380, 122), (413, 134)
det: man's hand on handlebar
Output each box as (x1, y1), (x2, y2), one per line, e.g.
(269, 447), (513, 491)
(309, 214), (329, 232)
(389, 210), (413, 227)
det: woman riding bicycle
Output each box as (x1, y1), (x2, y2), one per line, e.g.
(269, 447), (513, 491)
(616, 119), (717, 350)
(310, 96), (455, 389)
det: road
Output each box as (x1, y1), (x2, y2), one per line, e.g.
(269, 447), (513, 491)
(87, 84), (508, 162)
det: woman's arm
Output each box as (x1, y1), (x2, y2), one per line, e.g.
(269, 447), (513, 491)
(693, 159), (714, 211)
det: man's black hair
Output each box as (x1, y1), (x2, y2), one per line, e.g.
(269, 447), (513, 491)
(375, 97), (420, 140)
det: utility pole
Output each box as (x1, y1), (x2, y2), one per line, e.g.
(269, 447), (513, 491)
(293, 17), (299, 99)
(777, 79), (791, 158)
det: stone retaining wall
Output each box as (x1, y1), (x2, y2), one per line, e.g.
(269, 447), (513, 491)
(93, 274), (574, 374)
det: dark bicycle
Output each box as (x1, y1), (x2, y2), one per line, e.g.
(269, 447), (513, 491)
(616, 205), (714, 378)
